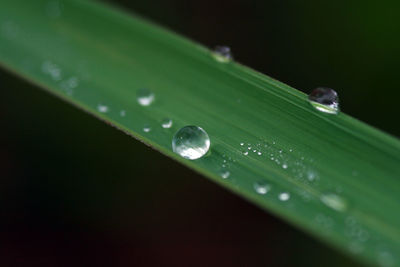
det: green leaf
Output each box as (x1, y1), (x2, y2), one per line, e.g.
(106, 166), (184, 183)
(1, 0), (399, 265)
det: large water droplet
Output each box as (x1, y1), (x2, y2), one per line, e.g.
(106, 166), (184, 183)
(279, 192), (290, 201)
(212, 46), (233, 63)
(161, 118), (173, 129)
(308, 87), (339, 114)
(254, 182), (270, 195)
(137, 88), (155, 106)
(320, 193), (347, 212)
(172, 126), (210, 160)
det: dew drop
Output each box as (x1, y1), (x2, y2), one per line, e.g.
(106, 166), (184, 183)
(212, 46), (233, 63)
(42, 60), (62, 81)
(97, 104), (108, 113)
(240, 142), (244, 146)
(172, 126), (210, 160)
(143, 124), (151, 133)
(220, 170), (230, 179)
(120, 110), (126, 117)
(257, 152), (262, 155)
(254, 182), (270, 195)
(320, 193), (347, 212)
(282, 163), (288, 169)
(243, 151), (248, 155)
(161, 118), (173, 129)
(279, 192), (290, 201)
(137, 88), (155, 106)
(307, 170), (317, 181)
(60, 76), (79, 92)
(308, 87), (339, 114)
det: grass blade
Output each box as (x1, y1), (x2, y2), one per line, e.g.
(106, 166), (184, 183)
(1, 0), (399, 265)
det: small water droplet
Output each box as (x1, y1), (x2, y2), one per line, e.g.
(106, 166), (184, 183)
(220, 170), (230, 179)
(137, 88), (155, 106)
(172, 126), (210, 160)
(60, 76), (79, 95)
(320, 193), (347, 212)
(97, 104), (108, 113)
(279, 192), (290, 201)
(240, 142), (244, 146)
(161, 118), (173, 129)
(42, 61), (62, 81)
(143, 124), (151, 133)
(308, 87), (339, 114)
(253, 149), (257, 153)
(282, 163), (288, 169)
(257, 152), (262, 155)
(307, 170), (317, 181)
(212, 45), (233, 63)
(243, 151), (248, 155)
(120, 110), (126, 117)
(254, 182), (270, 195)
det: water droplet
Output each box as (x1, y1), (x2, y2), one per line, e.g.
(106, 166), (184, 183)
(320, 193), (347, 212)
(143, 124), (151, 133)
(97, 104), (108, 113)
(282, 163), (288, 169)
(240, 142), (244, 146)
(161, 118), (173, 129)
(220, 170), (230, 179)
(308, 87), (339, 114)
(243, 151), (248, 155)
(307, 170), (316, 181)
(42, 61), (62, 81)
(212, 46), (233, 63)
(172, 126), (210, 160)
(279, 192), (290, 201)
(120, 110), (126, 117)
(257, 152), (262, 155)
(254, 182), (270, 195)
(60, 76), (79, 95)
(137, 88), (155, 106)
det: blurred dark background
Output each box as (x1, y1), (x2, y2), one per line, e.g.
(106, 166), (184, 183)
(1, 0), (400, 266)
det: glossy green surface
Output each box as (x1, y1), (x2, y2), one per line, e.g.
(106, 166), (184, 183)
(1, 0), (399, 265)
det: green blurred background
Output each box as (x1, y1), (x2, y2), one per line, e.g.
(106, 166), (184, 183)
(1, 0), (399, 266)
